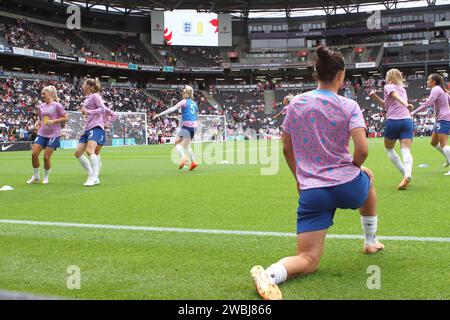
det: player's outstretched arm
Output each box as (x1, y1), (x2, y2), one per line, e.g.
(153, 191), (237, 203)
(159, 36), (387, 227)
(368, 90), (385, 108)
(411, 104), (429, 116)
(412, 88), (438, 115)
(153, 105), (178, 120)
(273, 111), (283, 119)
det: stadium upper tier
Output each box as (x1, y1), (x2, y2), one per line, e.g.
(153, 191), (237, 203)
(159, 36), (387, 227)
(2, 2), (450, 71)
(1, 14), (446, 70)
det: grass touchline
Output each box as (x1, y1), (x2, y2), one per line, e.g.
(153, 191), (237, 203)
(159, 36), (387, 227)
(1, 219), (449, 243)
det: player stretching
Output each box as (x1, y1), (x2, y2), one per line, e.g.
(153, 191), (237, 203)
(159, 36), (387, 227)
(250, 46), (384, 300)
(369, 69), (415, 190)
(27, 86), (68, 185)
(273, 94), (294, 119)
(153, 85), (198, 171)
(91, 106), (117, 176)
(74, 78), (105, 186)
(411, 73), (450, 175)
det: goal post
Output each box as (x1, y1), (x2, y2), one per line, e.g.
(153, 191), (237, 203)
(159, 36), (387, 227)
(60, 111), (148, 148)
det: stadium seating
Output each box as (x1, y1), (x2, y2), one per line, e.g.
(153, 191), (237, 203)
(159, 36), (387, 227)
(166, 46), (224, 67)
(0, 16), (159, 65)
(80, 32), (158, 65)
(0, 16), (55, 52)
(213, 89), (275, 132)
(1, 72), (438, 144)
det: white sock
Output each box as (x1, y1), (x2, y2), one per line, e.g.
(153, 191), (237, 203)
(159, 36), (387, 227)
(186, 145), (196, 163)
(400, 148), (413, 178)
(89, 154), (99, 177)
(78, 155), (93, 176)
(434, 145), (447, 163)
(385, 148), (404, 175)
(361, 216), (378, 245)
(265, 263), (288, 285)
(33, 168), (40, 179)
(175, 144), (185, 160)
(98, 155), (102, 173)
(44, 169), (51, 179)
(442, 146), (450, 164)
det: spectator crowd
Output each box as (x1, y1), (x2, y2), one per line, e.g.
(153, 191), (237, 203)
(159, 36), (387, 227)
(0, 73), (441, 145)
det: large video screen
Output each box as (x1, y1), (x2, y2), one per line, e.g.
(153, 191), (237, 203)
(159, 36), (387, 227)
(163, 10), (219, 46)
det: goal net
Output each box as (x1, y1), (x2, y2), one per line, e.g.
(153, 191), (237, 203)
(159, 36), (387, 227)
(61, 111), (148, 148)
(180, 114), (226, 143)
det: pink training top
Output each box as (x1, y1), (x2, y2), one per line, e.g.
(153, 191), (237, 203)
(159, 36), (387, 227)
(411, 86), (450, 121)
(282, 89), (366, 190)
(281, 105), (289, 115)
(103, 106), (118, 127)
(83, 93), (105, 131)
(384, 84), (411, 120)
(37, 101), (67, 138)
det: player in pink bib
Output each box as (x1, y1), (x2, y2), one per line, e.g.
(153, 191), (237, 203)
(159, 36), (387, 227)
(74, 78), (106, 187)
(411, 73), (450, 176)
(250, 46), (384, 301)
(369, 69), (415, 190)
(273, 94), (294, 120)
(27, 86), (67, 185)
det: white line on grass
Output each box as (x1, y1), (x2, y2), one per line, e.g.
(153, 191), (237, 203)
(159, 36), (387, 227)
(0, 219), (449, 243)
(0, 290), (64, 300)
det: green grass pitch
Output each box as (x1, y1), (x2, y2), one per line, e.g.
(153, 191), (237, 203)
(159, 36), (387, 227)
(0, 138), (449, 299)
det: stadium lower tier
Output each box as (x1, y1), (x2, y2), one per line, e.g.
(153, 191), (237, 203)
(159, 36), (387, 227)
(0, 76), (437, 145)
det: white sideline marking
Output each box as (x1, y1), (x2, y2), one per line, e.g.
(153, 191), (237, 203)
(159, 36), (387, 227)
(0, 290), (64, 300)
(0, 219), (449, 243)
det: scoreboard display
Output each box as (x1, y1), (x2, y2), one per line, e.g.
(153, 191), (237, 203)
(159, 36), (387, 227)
(151, 10), (232, 47)
(164, 10), (218, 46)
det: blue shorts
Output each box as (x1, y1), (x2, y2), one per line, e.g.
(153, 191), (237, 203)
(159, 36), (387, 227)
(79, 126), (105, 146)
(297, 171), (371, 234)
(178, 126), (197, 139)
(34, 135), (60, 150)
(434, 120), (450, 135)
(384, 119), (414, 140)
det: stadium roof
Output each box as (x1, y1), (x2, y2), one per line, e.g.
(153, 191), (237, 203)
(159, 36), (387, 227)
(58, 0), (441, 17)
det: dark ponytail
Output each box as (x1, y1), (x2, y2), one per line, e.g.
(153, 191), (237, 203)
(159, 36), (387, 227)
(313, 46), (345, 83)
(430, 73), (450, 94)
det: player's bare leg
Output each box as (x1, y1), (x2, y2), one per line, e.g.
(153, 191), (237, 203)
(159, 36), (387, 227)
(42, 147), (54, 184)
(398, 139), (413, 190)
(84, 140), (100, 186)
(431, 133), (449, 168)
(182, 138), (197, 171)
(95, 145), (103, 176)
(359, 173), (384, 254)
(27, 143), (43, 184)
(251, 229), (327, 300)
(175, 136), (187, 169)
